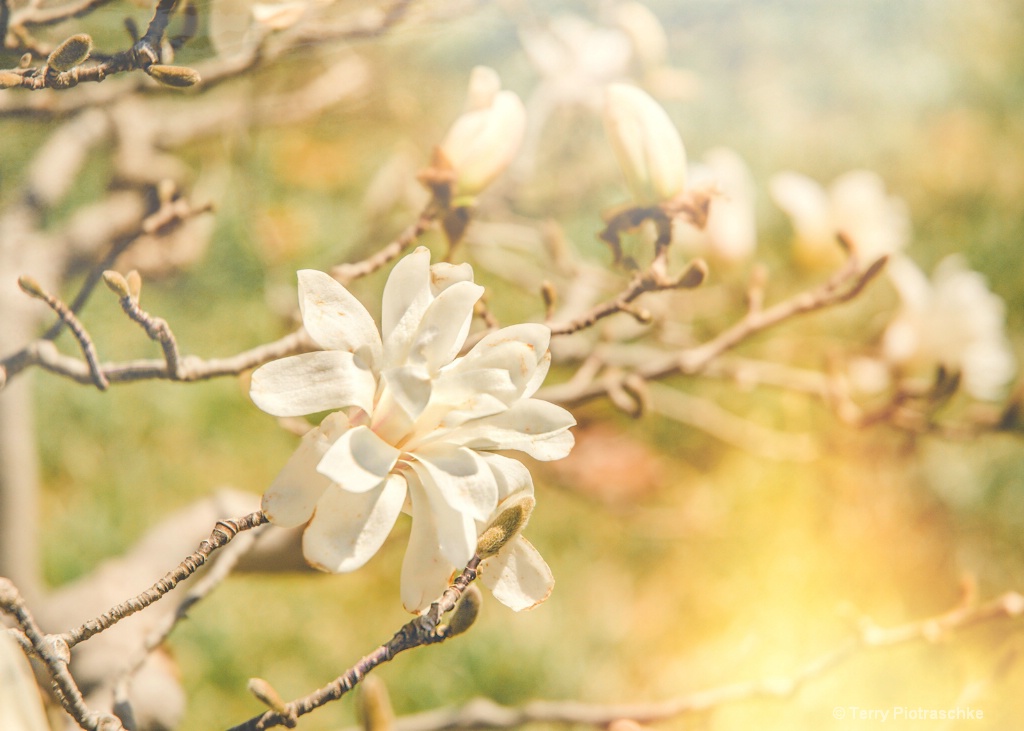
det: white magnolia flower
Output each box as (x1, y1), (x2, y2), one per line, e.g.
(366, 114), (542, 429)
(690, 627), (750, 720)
(604, 83), (687, 205)
(439, 67), (526, 199)
(769, 169), (909, 268)
(883, 255), (1015, 401)
(251, 248), (574, 611)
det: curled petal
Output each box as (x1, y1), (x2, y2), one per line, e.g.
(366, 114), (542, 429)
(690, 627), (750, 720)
(302, 474), (407, 573)
(317, 425), (400, 493)
(407, 280), (484, 373)
(250, 350), (376, 417)
(429, 261), (475, 295)
(479, 452), (534, 504)
(479, 537), (554, 611)
(261, 413), (348, 527)
(445, 398), (576, 461)
(410, 443), (498, 523)
(447, 323), (551, 400)
(298, 270), (382, 370)
(401, 475), (457, 613)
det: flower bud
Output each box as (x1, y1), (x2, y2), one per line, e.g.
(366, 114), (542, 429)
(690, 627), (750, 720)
(146, 64), (201, 88)
(48, 34), (93, 72)
(355, 675), (393, 731)
(476, 495), (535, 558)
(17, 275), (47, 299)
(126, 270), (143, 301)
(439, 67), (526, 199)
(102, 270), (131, 299)
(247, 677), (287, 713)
(603, 83), (686, 205)
(447, 583), (482, 637)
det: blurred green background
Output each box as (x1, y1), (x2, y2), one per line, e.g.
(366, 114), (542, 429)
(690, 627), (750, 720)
(5, 0), (1024, 729)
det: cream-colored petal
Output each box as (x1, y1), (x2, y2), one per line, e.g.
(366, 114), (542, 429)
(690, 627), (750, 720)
(408, 280), (484, 373)
(401, 476), (457, 613)
(406, 452), (483, 567)
(429, 261), (475, 295)
(410, 443), (498, 523)
(297, 270), (382, 369)
(250, 350), (376, 417)
(0, 632), (50, 731)
(378, 365), (432, 422)
(317, 425), (400, 492)
(260, 416), (347, 527)
(445, 398), (576, 461)
(447, 323), (551, 399)
(478, 452), (534, 504)
(479, 537), (554, 611)
(302, 474), (406, 573)
(382, 247), (433, 367)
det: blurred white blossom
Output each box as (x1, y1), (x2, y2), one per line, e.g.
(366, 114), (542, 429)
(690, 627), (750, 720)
(676, 147), (757, 263)
(438, 67), (526, 200)
(883, 255), (1015, 400)
(604, 83), (687, 205)
(770, 169), (909, 268)
(250, 248), (574, 611)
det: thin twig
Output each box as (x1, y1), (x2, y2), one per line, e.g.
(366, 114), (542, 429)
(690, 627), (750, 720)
(227, 556), (482, 731)
(17, 276), (109, 390)
(331, 203), (439, 284)
(61, 510), (268, 648)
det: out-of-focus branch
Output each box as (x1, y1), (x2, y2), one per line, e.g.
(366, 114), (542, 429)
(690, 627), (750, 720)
(227, 556), (483, 731)
(540, 255), (888, 407)
(337, 590), (1024, 731)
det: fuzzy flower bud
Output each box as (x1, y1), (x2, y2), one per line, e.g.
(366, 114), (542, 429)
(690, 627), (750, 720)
(146, 64), (201, 88)
(603, 83), (686, 205)
(439, 67), (526, 199)
(447, 583), (482, 637)
(48, 34), (92, 72)
(476, 494), (534, 559)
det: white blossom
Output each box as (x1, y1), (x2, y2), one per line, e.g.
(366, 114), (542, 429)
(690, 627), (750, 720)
(439, 67), (526, 199)
(676, 148), (757, 263)
(769, 169), (909, 268)
(604, 83), (687, 205)
(250, 248), (574, 611)
(883, 255), (1015, 400)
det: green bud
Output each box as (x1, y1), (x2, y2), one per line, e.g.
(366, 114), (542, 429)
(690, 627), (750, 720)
(102, 270), (131, 299)
(126, 270), (142, 301)
(355, 675), (393, 731)
(247, 677), (287, 713)
(476, 495), (534, 559)
(447, 584), (482, 637)
(48, 34), (93, 72)
(17, 275), (47, 299)
(146, 64), (201, 88)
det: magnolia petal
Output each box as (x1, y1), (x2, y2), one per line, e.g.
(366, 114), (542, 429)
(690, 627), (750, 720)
(410, 443), (498, 523)
(297, 270), (382, 369)
(261, 416), (347, 527)
(448, 323), (551, 399)
(379, 365), (432, 422)
(317, 425), (400, 492)
(250, 350), (376, 417)
(432, 367), (517, 406)
(479, 537), (554, 611)
(479, 452), (534, 504)
(445, 398), (576, 461)
(521, 349), (552, 399)
(429, 261), (475, 295)
(408, 280), (484, 373)
(407, 454), (484, 567)
(302, 473), (406, 573)
(382, 248), (433, 366)
(401, 476), (457, 612)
